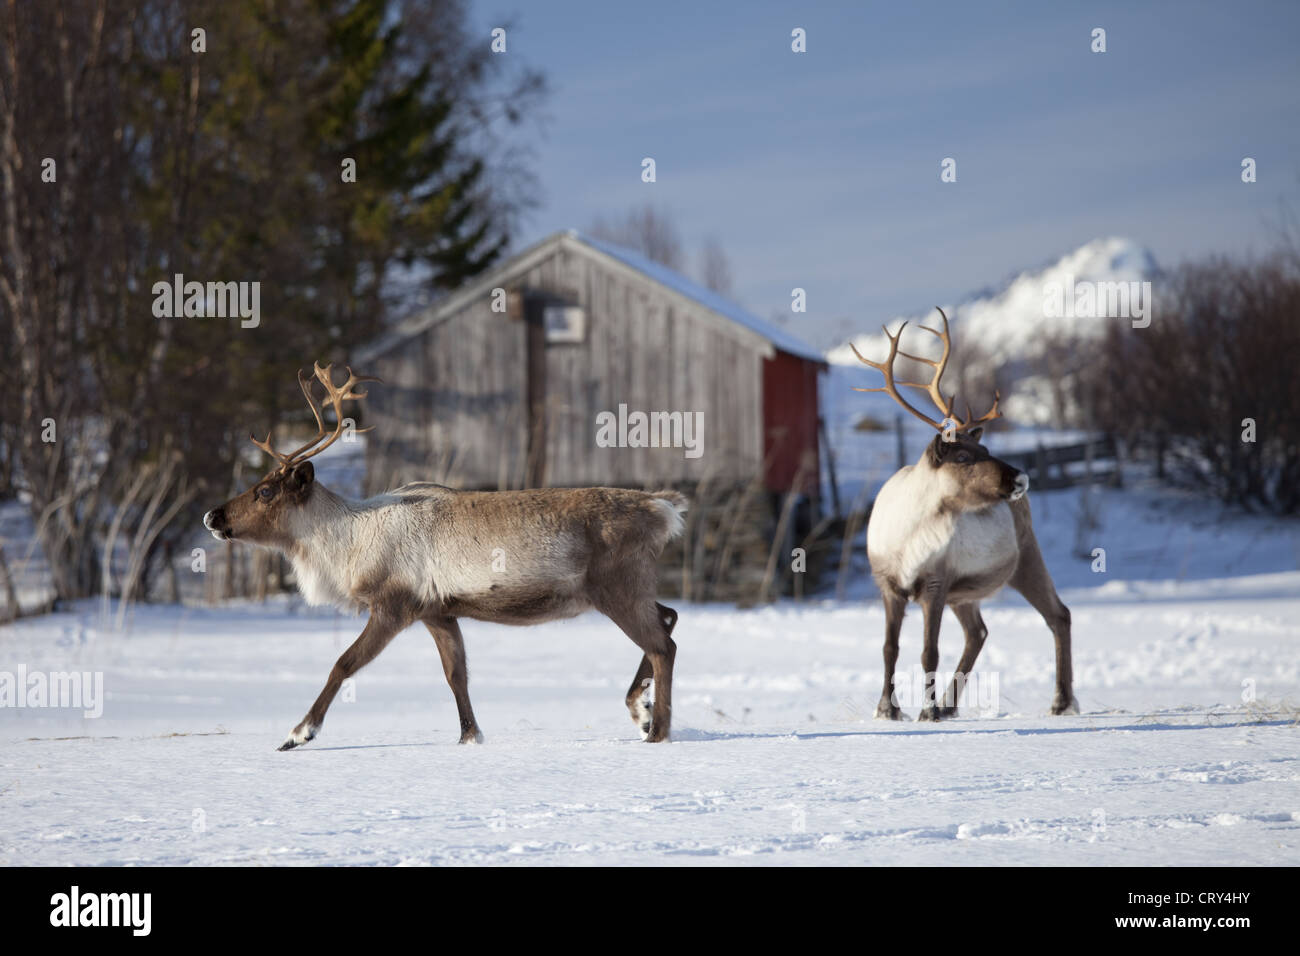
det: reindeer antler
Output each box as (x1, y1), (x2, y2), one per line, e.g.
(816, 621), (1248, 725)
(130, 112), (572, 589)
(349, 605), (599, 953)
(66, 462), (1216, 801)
(850, 307), (1001, 434)
(250, 362), (382, 472)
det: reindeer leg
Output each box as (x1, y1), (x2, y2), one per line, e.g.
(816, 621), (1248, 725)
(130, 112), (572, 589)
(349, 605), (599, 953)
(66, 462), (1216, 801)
(423, 615), (484, 744)
(1009, 536), (1077, 715)
(606, 601), (677, 742)
(939, 603), (988, 717)
(917, 580), (948, 722)
(875, 587), (907, 719)
(279, 607), (409, 750)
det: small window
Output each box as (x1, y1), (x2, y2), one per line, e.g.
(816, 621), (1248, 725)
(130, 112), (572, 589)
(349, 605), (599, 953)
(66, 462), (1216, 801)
(543, 305), (586, 343)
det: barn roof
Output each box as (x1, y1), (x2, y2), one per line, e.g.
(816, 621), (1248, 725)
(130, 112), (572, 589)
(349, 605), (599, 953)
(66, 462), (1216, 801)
(357, 230), (827, 365)
(572, 232), (826, 363)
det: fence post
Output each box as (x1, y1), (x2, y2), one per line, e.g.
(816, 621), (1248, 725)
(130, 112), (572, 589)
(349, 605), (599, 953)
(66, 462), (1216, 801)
(0, 542), (18, 623)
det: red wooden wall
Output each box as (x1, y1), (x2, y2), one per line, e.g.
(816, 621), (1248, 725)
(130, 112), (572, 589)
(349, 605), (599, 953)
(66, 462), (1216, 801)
(761, 349), (822, 495)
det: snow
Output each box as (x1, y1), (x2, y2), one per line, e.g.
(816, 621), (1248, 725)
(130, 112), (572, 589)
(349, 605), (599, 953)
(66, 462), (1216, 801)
(824, 237), (1159, 425)
(0, 499), (56, 615)
(3, 475), (1298, 865)
(822, 361), (1118, 510)
(826, 237), (1158, 371)
(3, 377), (1297, 866)
(575, 231), (827, 363)
(359, 229), (827, 366)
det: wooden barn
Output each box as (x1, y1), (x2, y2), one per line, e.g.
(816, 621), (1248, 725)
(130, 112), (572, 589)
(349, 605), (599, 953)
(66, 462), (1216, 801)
(356, 230), (826, 516)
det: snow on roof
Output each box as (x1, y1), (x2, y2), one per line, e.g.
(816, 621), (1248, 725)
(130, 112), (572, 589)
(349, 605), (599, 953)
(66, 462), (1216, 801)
(572, 231), (825, 364)
(359, 230), (826, 365)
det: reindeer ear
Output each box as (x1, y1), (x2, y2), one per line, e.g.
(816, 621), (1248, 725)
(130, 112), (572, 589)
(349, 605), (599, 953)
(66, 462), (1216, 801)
(288, 460), (314, 491)
(967, 426), (984, 443)
(928, 435), (947, 467)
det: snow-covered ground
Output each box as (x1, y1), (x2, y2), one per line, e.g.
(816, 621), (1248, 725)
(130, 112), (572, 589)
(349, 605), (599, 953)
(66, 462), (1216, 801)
(3, 427), (1298, 865)
(3, 557), (1297, 865)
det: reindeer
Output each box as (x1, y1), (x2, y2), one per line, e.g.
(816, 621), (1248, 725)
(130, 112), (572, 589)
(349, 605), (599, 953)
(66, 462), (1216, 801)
(852, 308), (1077, 721)
(202, 363), (687, 749)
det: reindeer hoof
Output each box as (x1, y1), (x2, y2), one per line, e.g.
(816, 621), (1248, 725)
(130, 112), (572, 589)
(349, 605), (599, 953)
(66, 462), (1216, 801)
(644, 725), (670, 743)
(917, 707), (944, 722)
(1051, 695), (1080, 716)
(937, 705), (958, 718)
(874, 701), (905, 720)
(278, 722), (318, 751)
(459, 728), (484, 745)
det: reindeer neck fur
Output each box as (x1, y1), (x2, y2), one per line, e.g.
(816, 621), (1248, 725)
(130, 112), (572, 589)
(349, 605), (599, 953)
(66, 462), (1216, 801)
(867, 448), (1017, 598)
(282, 482), (415, 612)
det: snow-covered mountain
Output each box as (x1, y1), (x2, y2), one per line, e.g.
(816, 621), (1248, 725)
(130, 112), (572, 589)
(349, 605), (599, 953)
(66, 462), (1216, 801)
(824, 237), (1159, 426)
(827, 237), (1158, 368)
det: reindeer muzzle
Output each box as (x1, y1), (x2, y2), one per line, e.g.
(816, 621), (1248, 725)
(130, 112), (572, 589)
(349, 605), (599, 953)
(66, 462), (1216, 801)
(203, 508), (231, 541)
(1008, 471), (1029, 501)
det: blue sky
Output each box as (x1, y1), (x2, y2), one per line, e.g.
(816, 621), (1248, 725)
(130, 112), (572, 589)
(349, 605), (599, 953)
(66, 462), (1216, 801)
(471, 0), (1300, 347)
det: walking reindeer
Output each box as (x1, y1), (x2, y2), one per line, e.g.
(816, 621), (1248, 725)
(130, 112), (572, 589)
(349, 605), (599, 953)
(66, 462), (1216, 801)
(853, 308), (1077, 720)
(203, 363), (687, 749)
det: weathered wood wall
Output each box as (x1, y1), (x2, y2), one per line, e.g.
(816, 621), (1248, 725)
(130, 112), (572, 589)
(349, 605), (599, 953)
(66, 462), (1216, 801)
(365, 240), (768, 491)
(365, 289), (529, 492)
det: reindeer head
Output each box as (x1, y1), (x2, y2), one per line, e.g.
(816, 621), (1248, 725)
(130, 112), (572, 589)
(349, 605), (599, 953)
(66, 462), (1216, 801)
(923, 427), (1027, 506)
(852, 307), (1027, 506)
(203, 363), (379, 547)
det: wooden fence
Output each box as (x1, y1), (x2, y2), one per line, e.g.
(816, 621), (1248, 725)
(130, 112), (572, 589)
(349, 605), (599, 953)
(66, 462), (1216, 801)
(998, 435), (1122, 490)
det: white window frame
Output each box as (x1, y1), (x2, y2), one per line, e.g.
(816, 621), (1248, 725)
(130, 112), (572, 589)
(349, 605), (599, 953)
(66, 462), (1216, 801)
(543, 304), (586, 344)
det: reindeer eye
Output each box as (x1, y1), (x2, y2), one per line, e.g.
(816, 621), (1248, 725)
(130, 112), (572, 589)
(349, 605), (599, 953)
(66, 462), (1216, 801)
(258, 485), (276, 501)
(955, 452), (972, 464)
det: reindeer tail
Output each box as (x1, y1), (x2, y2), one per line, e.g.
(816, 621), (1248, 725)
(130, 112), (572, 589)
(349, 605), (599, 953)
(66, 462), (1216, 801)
(648, 490), (689, 542)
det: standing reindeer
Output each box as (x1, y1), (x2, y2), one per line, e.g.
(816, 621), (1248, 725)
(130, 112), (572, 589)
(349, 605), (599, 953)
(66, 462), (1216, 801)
(853, 308), (1077, 721)
(203, 363), (687, 749)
